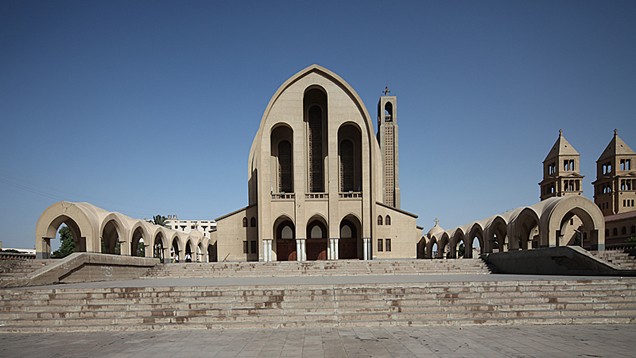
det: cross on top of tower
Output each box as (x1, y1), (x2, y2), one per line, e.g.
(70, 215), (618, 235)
(434, 218), (440, 225)
(382, 86), (391, 96)
(559, 129), (563, 136)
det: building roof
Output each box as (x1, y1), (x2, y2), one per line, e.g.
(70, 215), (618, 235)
(604, 210), (636, 223)
(544, 129), (579, 162)
(598, 129), (636, 161)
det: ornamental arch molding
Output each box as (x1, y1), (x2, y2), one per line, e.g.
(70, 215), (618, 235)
(35, 201), (102, 259)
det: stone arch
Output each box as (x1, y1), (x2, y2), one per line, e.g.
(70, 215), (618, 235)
(306, 214), (328, 260)
(449, 228), (466, 259)
(170, 232), (182, 261)
(129, 221), (150, 257)
(426, 237), (438, 259)
(273, 215), (296, 261)
(153, 229), (167, 260)
(417, 236), (428, 259)
(207, 241), (217, 262)
(485, 216), (508, 253)
(466, 222), (485, 257)
(339, 214), (361, 260)
(99, 213), (130, 255)
(509, 207), (540, 250)
(438, 232), (450, 258)
(539, 196), (605, 250)
(35, 201), (101, 258)
(184, 239), (193, 261)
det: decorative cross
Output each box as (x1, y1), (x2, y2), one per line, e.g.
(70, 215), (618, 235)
(434, 218), (440, 225)
(614, 129), (618, 136)
(559, 129), (563, 136)
(383, 86), (391, 96)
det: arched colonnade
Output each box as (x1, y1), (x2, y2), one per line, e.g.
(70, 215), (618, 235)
(419, 196), (605, 259)
(35, 201), (215, 261)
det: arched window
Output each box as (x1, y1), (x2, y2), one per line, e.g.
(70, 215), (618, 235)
(385, 215), (391, 225)
(622, 227), (627, 235)
(605, 228), (610, 237)
(308, 106), (324, 192)
(377, 215), (383, 225)
(242, 217), (248, 227)
(278, 140), (293, 193)
(613, 228), (618, 236)
(384, 102), (393, 122)
(250, 217), (256, 227)
(340, 139), (354, 191)
(631, 225), (636, 234)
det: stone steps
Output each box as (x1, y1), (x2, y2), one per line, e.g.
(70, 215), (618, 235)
(0, 259), (57, 278)
(592, 251), (636, 269)
(1, 279), (635, 333)
(144, 259), (492, 278)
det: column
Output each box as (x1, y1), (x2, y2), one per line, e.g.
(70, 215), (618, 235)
(334, 238), (339, 260)
(362, 237), (371, 260)
(296, 239), (302, 261)
(263, 239), (272, 261)
(300, 239), (306, 261)
(328, 238), (339, 260)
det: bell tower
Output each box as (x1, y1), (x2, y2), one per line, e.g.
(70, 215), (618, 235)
(377, 87), (400, 208)
(539, 130), (584, 200)
(592, 129), (636, 215)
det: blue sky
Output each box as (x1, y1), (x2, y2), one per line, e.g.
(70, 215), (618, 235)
(1, 1), (634, 250)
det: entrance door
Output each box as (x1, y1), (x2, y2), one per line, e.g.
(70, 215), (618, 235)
(306, 239), (327, 260)
(276, 239), (297, 261)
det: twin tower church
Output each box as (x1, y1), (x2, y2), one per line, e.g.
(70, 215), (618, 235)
(35, 65), (633, 261)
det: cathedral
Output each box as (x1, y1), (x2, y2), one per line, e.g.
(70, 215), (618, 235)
(211, 65), (421, 262)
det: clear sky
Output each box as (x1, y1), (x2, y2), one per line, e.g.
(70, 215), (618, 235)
(1, 1), (634, 250)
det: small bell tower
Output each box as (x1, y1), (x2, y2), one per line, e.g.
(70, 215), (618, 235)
(539, 130), (584, 200)
(377, 87), (400, 208)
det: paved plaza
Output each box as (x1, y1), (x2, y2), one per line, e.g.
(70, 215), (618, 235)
(1, 324), (634, 357)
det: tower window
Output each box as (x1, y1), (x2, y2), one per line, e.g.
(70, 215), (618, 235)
(385, 215), (391, 225)
(384, 102), (393, 122)
(385, 239), (391, 252)
(564, 160), (574, 171)
(621, 159), (631, 171)
(242, 217), (248, 227)
(378, 239), (383, 252)
(250, 217), (256, 227)
(603, 162), (612, 175)
(377, 215), (383, 225)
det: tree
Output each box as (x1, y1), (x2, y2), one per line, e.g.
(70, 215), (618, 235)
(152, 215), (169, 227)
(458, 243), (465, 258)
(53, 226), (75, 257)
(137, 241), (146, 257)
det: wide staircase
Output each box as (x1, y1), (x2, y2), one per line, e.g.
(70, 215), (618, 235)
(0, 259), (57, 280)
(1, 278), (635, 333)
(144, 259), (494, 278)
(592, 250), (636, 270)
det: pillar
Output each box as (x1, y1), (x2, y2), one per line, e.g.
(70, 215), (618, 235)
(363, 237), (371, 260)
(263, 239), (272, 261)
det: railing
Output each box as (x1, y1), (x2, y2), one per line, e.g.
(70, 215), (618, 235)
(339, 192), (362, 199)
(272, 193), (295, 200)
(0, 252), (36, 260)
(605, 242), (636, 251)
(305, 193), (328, 199)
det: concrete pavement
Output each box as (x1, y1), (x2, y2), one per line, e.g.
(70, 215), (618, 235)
(1, 324), (634, 357)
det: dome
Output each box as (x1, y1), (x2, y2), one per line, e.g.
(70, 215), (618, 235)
(427, 223), (444, 238)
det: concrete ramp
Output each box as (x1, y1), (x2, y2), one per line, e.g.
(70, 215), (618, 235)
(0, 253), (159, 288)
(483, 246), (636, 276)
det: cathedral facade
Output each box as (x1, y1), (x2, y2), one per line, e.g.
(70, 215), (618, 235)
(211, 65), (422, 262)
